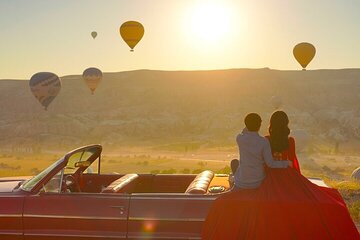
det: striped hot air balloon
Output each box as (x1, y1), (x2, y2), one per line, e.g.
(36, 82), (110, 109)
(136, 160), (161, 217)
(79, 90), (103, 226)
(82, 67), (103, 94)
(29, 72), (61, 110)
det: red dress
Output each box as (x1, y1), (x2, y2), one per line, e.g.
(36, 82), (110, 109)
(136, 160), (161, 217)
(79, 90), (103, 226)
(202, 137), (359, 240)
(266, 136), (301, 173)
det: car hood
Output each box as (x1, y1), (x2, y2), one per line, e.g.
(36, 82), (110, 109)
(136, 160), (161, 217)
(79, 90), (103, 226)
(0, 176), (32, 193)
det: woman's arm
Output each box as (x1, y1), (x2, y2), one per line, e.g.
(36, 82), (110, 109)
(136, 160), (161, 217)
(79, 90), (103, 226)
(263, 139), (290, 168)
(289, 137), (301, 172)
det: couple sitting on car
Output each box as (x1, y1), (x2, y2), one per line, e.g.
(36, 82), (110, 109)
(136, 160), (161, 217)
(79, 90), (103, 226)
(233, 111), (300, 190)
(202, 111), (359, 240)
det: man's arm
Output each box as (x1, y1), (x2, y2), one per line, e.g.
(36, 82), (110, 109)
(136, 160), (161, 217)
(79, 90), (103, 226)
(236, 134), (241, 159)
(263, 139), (289, 168)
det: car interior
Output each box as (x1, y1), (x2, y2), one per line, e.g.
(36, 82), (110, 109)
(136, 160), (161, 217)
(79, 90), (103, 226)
(65, 170), (231, 195)
(45, 146), (231, 195)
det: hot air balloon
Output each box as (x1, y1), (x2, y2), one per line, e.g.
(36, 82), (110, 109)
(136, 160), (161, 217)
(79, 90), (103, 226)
(271, 95), (282, 109)
(119, 21), (144, 51)
(29, 72), (61, 110)
(82, 67), (102, 94)
(91, 31), (97, 39)
(293, 42), (316, 70)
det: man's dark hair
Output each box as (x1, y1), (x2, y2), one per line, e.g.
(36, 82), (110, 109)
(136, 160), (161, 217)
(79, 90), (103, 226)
(244, 113), (262, 131)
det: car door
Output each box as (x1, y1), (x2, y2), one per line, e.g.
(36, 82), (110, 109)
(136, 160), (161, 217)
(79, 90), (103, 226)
(23, 192), (130, 240)
(0, 194), (23, 240)
(127, 193), (215, 240)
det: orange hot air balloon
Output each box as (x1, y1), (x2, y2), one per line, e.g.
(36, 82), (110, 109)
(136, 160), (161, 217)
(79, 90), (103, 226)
(119, 21), (144, 51)
(293, 42), (316, 70)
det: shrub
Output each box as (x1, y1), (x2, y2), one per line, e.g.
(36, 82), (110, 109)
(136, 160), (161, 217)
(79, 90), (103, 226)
(192, 169), (204, 174)
(197, 161), (207, 167)
(181, 168), (190, 174)
(161, 168), (177, 174)
(30, 168), (40, 175)
(217, 166), (231, 174)
(348, 201), (360, 223)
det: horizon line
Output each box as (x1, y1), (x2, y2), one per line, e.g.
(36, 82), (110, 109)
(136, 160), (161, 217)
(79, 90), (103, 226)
(1, 67), (360, 81)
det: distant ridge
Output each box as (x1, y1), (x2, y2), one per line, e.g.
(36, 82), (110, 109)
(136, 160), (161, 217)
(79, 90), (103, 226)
(0, 68), (360, 152)
(3, 67), (360, 81)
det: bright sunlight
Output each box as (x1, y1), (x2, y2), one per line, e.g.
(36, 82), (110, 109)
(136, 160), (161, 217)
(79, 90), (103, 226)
(184, 1), (234, 47)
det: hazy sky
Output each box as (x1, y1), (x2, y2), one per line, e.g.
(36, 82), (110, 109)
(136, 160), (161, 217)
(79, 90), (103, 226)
(0, 0), (360, 79)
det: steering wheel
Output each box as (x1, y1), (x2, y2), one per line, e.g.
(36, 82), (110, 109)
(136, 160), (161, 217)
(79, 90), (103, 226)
(64, 175), (81, 192)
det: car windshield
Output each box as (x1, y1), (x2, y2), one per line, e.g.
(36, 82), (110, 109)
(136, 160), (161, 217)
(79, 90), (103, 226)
(64, 149), (97, 174)
(20, 158), (63, 192)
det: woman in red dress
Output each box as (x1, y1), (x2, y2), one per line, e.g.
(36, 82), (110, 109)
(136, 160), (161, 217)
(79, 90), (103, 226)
(202, 111), (359, 240)
(266, 111), (301, 172)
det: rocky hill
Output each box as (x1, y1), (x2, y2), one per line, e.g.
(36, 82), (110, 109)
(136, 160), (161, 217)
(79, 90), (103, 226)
(1, 68), (360, 153)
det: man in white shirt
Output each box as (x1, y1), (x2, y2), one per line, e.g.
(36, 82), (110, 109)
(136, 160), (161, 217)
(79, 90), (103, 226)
(234, 113), (292, 189)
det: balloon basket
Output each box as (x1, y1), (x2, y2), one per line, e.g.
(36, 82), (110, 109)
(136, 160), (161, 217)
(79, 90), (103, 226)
(302, 68), (306, 71)
(130, 49), (134, 52)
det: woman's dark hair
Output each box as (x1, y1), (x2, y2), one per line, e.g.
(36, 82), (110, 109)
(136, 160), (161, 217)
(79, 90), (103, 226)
(268, 111), (290, 152)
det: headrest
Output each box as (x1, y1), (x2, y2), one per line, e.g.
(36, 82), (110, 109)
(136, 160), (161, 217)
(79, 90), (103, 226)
(185, 170), (215, 194)
(102, 173), (139, 193)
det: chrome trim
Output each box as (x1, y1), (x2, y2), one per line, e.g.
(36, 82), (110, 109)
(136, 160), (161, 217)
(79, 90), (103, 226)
(0, 232), (22, 236)
(110, 205), (125, 210)
(25, 233), (126, 238)
(127, 236), (200, 239)
(129, 217), (205, 222)
(0, 214), (22, 218)
(33, 193), (130, 200)
(55, 193), (130, 199)
(131, 197), (217, 201)
(24, 214), (127, 221)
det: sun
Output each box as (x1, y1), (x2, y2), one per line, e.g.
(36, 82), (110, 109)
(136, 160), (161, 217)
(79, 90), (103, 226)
(184, 1), (233, 46)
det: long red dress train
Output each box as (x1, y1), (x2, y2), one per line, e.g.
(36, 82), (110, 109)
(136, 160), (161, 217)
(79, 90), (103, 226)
(202, 138), (359, 239)
(202, 169), (359, 239)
